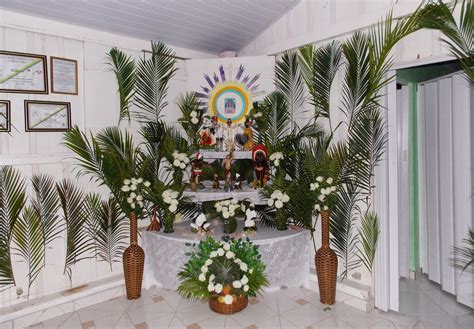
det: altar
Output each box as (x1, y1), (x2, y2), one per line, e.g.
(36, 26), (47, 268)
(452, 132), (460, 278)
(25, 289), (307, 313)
(142, 221), (310, 291)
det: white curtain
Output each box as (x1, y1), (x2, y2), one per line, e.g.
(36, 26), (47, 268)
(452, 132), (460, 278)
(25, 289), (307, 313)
(418, 73), (473, 308)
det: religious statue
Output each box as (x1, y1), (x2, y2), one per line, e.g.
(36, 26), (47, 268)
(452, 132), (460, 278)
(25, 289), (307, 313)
(244, 204), (257, 233)
(212, 173), (220, 189)
(199, 116), (215, 147)
(223, 118), (236, 152)
(252, 145), (269, 189)
(191, 212), (211, 233)
(211, 115), (224, 151)
(223, 152), (234, 192)
(234, 173), (242, 190)
(190, 152), (206, 191)
(235, 118), (254, 151)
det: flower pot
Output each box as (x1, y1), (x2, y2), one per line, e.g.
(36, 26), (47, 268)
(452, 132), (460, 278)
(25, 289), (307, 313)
(275, 210), (287, 231)
(209, 295), (248, 314)
(315, 210), (337, 305)
(163, 212), (175, 234)
(123, 212), (145, 300)
(222, 216), (237, 234)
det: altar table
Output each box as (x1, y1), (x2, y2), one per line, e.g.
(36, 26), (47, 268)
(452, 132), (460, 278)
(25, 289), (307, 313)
(142, 221), (310, 291)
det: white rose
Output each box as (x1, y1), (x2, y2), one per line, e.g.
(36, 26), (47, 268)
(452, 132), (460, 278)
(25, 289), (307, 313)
(232, 280), (242, 289)
(274, 160), (280, 167)
(267, 199), (274, 207)
(324, 206), (329, 210)
(314, 182), (319, 189)
(217, 248), (225, 256)
(209, 274), (215, 282)
(223, 243), (230, 251)
(222, 211), (230, 219)
(331, 186), (337, 192)
(326, 177), (333, 184)
(234, 258), (242, 264)
(137, 178), (143, 183)
(130, 203), (135, 208)
(240, 263), (248, 272)
(229, 210), (235, 217)
(173, 159), (180, 167)
(205, 259), (213, 266)
(126, 197), (133, 204)
(318, 194), (325, 202)
(190, 111), (197, 118)
(138, 201), (144, 208)
(223, 295), (233, 305)
(199, 273), (206, 282)
(275, 200), (283, 209)
(226, 251), (235, 259)
(314, 204), (321, 211)
(249, 268), (254, 274)
(316, 176), (324, 182)
(123, 179), (131, 185)
(144, 181), (151, 187)
(210, 251), (217, 258)
(179, 163), (186, 169)
(130, 192), (136, 199)
(269, 154), (275, 161)
(241, 275), (248, 285)
(321, 188), (327, 195)
(169, 205), (177, 213)
(310, 183), (316, 191)
(121, 185), (130, 192)
(130, 184), (137, 191)
(282, 193), (290, 202)
(164, 197), (172, 204)
(243, 285), (249, 292)
(207, 283), (215, 292)
(191, 117), (199, 124)
(136, 195), (143, 201)
(214, 283), (223, 293)
(201, 266), (208, 273)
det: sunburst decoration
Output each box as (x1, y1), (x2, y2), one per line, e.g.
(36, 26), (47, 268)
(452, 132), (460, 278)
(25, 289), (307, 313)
(195, 65), (261, 124)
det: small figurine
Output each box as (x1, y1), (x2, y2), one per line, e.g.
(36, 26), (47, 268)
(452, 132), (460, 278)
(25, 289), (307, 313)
(223, 118), (236, 152)
(223, 152), (234, 192)
(252, 145), (269, 189)
(235, 118), (254, 151)
(190, 152), (207, 190)
(244, 204), (257, 233)
(191, 212), (211, 233)
(234, 173), (242, 190)
(212, 173), (220, 189)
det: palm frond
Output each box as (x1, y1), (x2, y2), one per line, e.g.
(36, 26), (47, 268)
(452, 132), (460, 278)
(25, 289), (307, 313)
(0, 166), (26, 288)
(452, 227), (474, 273)
(177, 92), (203, 148)
(86, 196), (128, 271)
(357, 210), (380, 274)
(134, 41), (177, 123)
(31, 174), (61, 252)
(275, 51), (306, 127)
(57, 179), (93, 282)
(330, 183), (361, 278)
(107, 47), (136, 123)
(12, 205), (44, 298)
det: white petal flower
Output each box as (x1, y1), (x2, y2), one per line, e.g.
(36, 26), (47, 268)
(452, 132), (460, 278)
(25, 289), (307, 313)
(226, 251), (235, 259)
(130, 184), (137, 191)
(222, 211), (230, 219)
(130, 203), (135, 208)
(207, 283), (215, 292)
(190, 111), (197, 117)
(314, 204), (321, 211)
(123, 179), (131, 185)
(130, 192), (137, 199)
(310, 183), (316, 191)
(321, 188), (327, 195)
(137, 178), (143, 183)
(199, 273), (206, 282)
(136, 195), (143, 201)
(131, 178), (137, 184)
(241, 275), (249, 285)
(205, 259), (213, 266)
(274, 160), (280, 167)
(201, 266), (208, 273)
(324, 206), (329, 210)
(214, 283), (223, 293)
(179, 163), (186, 169)
(223, 295), (233, 305)
(240, 263), (248, 272)
(144, 181), (151, 187)
(217, 248), (225, 256)
(234, 258), (242, 264)
(243, 285), (249, 292)
(314, 182), (319, 189)
(121, 185), (130, 192)
(232, 280), (242, 289)
(267, 199), (274, 207)
(331, 186), (337, 192)
(275, 200), (283, 209)
(249, 268), (254, 274)
(169, 205), (177, 213)
(173, 159), (180, 167)
(326, 177), (333, 184)
(127, 197), (134, 204)
(209, 274), (215, 282)
(164, 197), (172, 204)
(318, 194), (325, 202)
(282, 193), (290, 203)
(210, 251), (217, 258)
(138, 201), (144, 207)
(191, 117), (199, 124)
(316, 176), (324, 182)
(223, 243), (230, 251)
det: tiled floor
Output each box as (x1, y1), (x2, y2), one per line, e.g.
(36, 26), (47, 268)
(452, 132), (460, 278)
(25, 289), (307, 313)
(29, 276), (473, 329)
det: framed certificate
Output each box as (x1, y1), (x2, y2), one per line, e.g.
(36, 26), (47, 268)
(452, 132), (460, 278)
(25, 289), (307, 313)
(25, 100), (71, 132)
(0, 51), (48, 93)
(51, 57), (78, 95)
(0, 100), (11, 132)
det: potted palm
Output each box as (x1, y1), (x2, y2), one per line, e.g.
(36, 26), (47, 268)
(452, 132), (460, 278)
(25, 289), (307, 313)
(177, 237), (268, 314)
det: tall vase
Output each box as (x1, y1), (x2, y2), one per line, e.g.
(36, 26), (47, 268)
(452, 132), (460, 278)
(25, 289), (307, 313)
(163, 212), (175, 233)
(123, 212), (145, 300)
(275, 210), (287, 231)
(315, 210), (338, 305)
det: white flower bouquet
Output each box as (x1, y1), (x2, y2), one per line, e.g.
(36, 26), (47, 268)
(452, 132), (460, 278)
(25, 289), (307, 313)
(310, 176), (337, 212)
(121, 177), (151, 212)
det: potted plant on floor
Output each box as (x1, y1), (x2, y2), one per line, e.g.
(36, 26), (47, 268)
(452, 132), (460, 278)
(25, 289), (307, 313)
(177, 237), (268, 314)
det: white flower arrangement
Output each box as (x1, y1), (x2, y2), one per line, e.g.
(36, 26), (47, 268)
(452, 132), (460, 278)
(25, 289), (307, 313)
(172, 150), (190, 170)
(267, 190), (290, 209)
(214, 198), (245, 219)
(310, 176), (337, 211)
(162, 189), (180, 213)
(190, 110), (199, 124)
(121, 177), (150, 209)
(269, 152), (284, 167)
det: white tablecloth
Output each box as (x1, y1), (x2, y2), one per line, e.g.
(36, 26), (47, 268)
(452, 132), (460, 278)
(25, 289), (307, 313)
(182, 184), (267, 204)
(141, 221), (310, 291)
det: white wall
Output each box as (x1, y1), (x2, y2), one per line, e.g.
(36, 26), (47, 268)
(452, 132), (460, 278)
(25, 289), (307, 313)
(0, 9), (214, 308)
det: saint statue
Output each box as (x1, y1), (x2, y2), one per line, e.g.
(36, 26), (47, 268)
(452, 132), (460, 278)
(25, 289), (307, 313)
(223, 118), (236, 152)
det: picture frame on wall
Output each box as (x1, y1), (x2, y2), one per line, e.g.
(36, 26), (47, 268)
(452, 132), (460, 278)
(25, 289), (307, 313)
(25, 100), (71, 132)
(0, 100), (11, 132)
(0, 51), (48, 94)
(50, 57), (78, 95)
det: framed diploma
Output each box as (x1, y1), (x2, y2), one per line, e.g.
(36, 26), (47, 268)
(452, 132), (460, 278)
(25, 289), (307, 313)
(51, 57), (78, 95)
(0, 100), (11, 132)
(25, 100), (71, 132)
(0, 51), (48, 93)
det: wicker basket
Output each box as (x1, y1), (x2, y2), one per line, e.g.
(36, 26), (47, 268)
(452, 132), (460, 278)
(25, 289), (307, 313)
(209, 295), (248, 314)
(315, 210), (338, 305)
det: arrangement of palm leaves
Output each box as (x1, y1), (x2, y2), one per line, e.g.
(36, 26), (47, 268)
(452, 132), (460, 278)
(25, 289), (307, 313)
(452, 228), (474, 273)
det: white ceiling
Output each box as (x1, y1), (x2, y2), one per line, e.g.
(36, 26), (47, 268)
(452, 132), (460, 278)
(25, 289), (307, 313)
(0, 0), (300, 54)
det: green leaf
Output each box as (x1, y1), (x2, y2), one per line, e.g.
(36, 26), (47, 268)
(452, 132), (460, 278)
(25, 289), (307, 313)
(357, 210), (380, 273)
